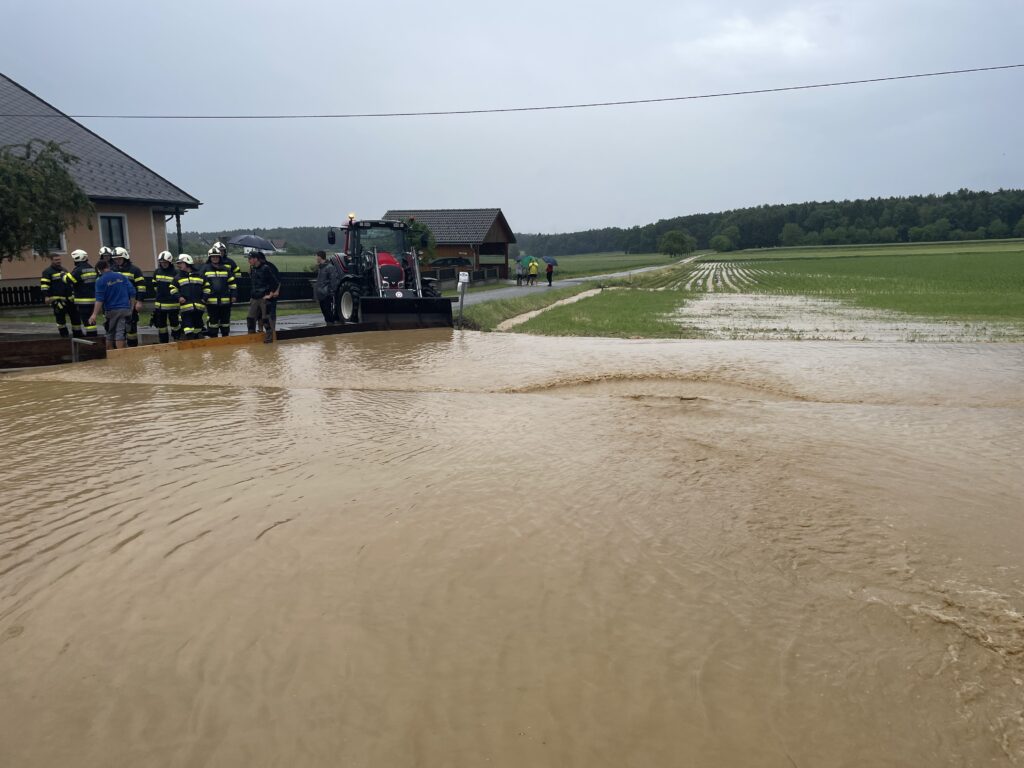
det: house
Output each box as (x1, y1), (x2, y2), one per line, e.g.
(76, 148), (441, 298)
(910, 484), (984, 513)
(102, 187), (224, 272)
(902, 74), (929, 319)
(270, 239), (287, 252)
(382, 208), (516, 277)
(0, 73), (200, 280)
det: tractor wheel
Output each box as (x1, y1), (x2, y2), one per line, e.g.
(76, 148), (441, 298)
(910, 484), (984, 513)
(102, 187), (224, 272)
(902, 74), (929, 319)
(421, 280), (441, 299)
(337, 283), (363, 323)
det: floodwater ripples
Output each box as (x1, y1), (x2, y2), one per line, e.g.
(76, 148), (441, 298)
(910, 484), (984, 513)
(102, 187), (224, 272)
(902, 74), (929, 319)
(0, 332), (1022, 766)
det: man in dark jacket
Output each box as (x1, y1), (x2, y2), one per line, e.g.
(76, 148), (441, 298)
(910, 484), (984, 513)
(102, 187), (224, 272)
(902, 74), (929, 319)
(247, 251), (280, 343)
(314, 250), (341, 324)
(40, 253), (81, 338)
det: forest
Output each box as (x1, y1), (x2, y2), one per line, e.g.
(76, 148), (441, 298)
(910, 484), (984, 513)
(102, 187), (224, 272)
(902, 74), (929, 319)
(180, 189), (1024, 259)
(515, 188), (1024, 257)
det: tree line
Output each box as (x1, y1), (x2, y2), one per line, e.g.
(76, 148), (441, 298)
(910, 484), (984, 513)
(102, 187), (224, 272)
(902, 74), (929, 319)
(515, 189), (1024, 257)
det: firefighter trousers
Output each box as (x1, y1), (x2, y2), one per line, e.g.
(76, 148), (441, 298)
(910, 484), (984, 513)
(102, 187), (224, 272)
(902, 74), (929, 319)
(126, 309), (140, 347)
(51, 300), (82, 337)
(180, 308), (206, 339)
(153, 307), (180, 344)
(73, 301), (98, 336)
(206, 303), (232, 337)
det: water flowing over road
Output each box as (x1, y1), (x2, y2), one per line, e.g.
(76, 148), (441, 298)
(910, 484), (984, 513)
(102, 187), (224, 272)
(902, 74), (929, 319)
(2, 331), (1022, 766)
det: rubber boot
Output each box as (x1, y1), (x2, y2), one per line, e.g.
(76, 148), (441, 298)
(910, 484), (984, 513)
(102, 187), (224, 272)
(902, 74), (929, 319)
(247, 318), (257, 334)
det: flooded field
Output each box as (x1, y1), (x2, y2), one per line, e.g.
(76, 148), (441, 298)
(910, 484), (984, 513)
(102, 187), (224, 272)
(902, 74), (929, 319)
(1, 331), (1023, 767)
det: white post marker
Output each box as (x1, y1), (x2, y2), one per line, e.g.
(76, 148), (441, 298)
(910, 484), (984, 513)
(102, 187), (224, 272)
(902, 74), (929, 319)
(457, 271), (470, 328)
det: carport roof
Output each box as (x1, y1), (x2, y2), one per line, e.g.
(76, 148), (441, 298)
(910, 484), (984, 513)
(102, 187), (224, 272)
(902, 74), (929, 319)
(383, 208), (516, 245)
(0, 73), (200, 210)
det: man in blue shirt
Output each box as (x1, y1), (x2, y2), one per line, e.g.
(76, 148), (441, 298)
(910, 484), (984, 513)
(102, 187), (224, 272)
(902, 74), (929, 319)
(89, 259), (137, 349)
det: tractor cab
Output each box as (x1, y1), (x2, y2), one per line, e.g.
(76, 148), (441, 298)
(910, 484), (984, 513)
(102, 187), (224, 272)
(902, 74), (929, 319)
(327, 216), (451, 328)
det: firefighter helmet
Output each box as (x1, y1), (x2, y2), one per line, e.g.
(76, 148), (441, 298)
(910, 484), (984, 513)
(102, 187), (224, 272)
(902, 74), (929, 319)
(207, 246), (222, 259)
(176, 254), (194, 266)
(212, 241), (227, 254)
(98, 246), (114, 257)
(157, 250), (173, 263)
(70, 249), (89, 262)
(113, 246), (130, 259)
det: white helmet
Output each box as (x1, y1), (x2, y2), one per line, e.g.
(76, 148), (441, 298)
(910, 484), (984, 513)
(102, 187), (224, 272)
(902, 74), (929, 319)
(70, 249), (89, 262)
(98, 246), (114, 257)
(212, 241), (227, 253)
(207, 246), (222, 258)
(176, 254), (194, 266)
(113, 246), (130, 259)
(157, 250), (173, 263)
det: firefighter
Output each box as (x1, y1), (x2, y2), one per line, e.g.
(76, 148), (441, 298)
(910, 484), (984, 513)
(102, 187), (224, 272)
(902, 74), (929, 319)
(63, 249), (99, 337)
(169, 255), (206, 339)
(202, 246), (237, 337)
(111, 246), (146, 346)
(211, 241), (242, 281)
(40, 253), (81, 338)
(150, 251), (181, 343)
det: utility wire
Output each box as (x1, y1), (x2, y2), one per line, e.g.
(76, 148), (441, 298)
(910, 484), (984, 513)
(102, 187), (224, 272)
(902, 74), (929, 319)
(3, 64), (1021, 120)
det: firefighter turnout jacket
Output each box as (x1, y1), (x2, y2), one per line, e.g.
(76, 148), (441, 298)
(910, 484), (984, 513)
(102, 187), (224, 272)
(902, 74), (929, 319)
(40, 264), (73, 301)
(169, 270), (206, 310)
(114, 260), (147, 302)
(202, 261), (237, 304)
(151, 264), (180, 309)
(64, 262), (99, 312)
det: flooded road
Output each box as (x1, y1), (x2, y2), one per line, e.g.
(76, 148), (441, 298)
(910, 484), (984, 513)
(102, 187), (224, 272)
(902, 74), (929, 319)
(2, 331), (1023, 767)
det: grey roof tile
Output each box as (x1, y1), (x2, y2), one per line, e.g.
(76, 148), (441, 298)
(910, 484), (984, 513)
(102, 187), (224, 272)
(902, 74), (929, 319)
(383, 208), (516, 244)
(0, 73), (200, 208)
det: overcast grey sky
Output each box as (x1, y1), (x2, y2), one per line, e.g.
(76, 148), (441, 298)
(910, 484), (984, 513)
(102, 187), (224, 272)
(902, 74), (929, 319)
(3, 1), (1022, 234)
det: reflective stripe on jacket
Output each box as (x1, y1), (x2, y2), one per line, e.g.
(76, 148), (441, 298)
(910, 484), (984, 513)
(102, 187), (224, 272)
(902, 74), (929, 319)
(151, 266), (180, 308)
(201, 263), (237, 303)
(169, 272), (206, 311)
(114, 261), (147, 300)
(65, 264), (98, 304)
(41, 265), (72, 299)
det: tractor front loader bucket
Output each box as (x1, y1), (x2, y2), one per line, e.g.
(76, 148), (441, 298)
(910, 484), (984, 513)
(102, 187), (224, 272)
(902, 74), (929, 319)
(359, 297), (454, 329)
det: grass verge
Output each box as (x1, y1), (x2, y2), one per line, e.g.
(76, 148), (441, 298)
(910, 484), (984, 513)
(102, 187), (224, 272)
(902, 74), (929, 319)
(461, 285), (596, 331)
(515, 288), (696, 338)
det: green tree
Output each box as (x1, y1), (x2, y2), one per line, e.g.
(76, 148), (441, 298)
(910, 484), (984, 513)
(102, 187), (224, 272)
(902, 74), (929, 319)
(709, 234), (732, 252)
(0, 140), (94, 261)
(404, 218), (437, 260)
(779, 222), (804, 247)
(1014, 215), (1024, 238)
(657, 229), (697, 256)
(987, 218), (1009, 239)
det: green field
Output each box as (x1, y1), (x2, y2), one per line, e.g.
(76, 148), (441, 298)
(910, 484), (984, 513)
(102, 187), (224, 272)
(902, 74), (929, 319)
(538, 252), (679, 279)
(506, 240), (1024, 338)
(710, 240), (1024, 320)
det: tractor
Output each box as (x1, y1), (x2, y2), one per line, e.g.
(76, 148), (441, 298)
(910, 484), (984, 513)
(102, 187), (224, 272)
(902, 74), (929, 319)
(327, 216), (453, 329)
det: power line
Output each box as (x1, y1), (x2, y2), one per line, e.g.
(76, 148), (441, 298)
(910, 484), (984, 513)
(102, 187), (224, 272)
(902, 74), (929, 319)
(4, 64), (1021, 120)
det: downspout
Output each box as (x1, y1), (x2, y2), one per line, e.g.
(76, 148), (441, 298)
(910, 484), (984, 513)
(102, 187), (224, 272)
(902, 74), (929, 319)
(175, 209), (183, 254)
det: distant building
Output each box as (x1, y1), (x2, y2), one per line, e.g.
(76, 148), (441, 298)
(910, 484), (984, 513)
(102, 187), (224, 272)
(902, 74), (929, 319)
(270, 239), (287, 252)
(383, 208), (516, 277)
(0, 73), (200, 280)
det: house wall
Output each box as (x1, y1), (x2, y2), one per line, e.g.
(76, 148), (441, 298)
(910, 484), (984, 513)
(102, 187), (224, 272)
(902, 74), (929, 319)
(2, 204), (171, 280)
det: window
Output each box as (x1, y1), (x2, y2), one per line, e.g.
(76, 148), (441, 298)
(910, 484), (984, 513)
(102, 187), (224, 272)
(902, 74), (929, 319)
(34, 232), (65, 255)
(100, 215), (127, 248)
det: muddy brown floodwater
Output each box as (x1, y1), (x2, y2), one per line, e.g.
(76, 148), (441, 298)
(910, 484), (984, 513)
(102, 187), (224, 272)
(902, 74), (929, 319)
(1, 331), (1022, 767)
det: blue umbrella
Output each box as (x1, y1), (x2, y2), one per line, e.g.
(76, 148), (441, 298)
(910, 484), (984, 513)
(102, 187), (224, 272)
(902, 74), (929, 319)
(542, 256), (559, 266)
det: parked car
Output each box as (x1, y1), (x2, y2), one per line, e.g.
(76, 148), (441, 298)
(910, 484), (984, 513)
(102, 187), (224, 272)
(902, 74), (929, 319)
(429, 257), (473, 268)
